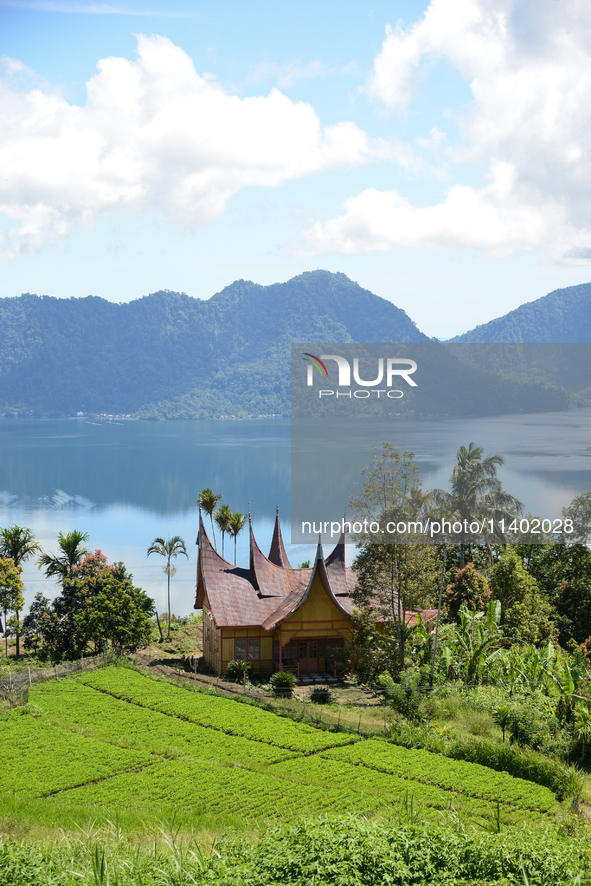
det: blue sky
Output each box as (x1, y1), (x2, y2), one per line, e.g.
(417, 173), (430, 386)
(2, 0), (591, 338)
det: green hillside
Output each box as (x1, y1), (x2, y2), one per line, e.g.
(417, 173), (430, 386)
(450, 282), (591, 343)
(0, 271), (428, 419)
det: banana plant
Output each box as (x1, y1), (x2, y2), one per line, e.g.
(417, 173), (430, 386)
(438, 601), (505, 685)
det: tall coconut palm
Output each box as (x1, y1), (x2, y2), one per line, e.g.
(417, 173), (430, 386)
(147, 536), (188, 640)
(214, 504), (233, 560)
(38, 530), (89, 583)
(0, 525), (42, 658)
(198, 488), (222, 550)
(228, 511), (247, 565)
(429, 442), (522, 568)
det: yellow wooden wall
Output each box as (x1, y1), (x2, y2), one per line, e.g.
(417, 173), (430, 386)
(280, 571), (351, 639)
(220, 626), (273, 675)
(203, 570), (352, 676)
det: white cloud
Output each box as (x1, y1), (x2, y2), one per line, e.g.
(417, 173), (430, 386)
(304, 0), (591, 260)
(0, 35), (377, 257)
(247, 60), (331, 89)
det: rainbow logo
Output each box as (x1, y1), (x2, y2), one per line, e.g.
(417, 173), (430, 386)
(303, 353), (329, 377)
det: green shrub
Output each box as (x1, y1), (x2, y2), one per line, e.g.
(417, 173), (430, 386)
(377, 671), (422, 722)
(270, 671), (297, 690)
(310, 686), (332, 705)
(224, 660), (252, 682)
(386, 719), (578, 800)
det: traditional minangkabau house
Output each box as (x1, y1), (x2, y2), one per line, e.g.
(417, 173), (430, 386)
(195, 506), (357, 677)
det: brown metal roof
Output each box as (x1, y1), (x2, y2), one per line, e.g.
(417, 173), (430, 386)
(261, 582), (308, 631)
(196, 511), (355, 629)
(268, 504), (291, 568)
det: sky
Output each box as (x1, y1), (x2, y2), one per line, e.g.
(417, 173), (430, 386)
(2, 1), (591, 339)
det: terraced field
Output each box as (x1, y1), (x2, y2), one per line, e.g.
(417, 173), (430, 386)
(0, 665), (559, 834)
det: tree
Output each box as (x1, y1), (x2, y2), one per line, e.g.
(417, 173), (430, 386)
(147, 536), (188, 640)
(353, 542), (439, 672)
(444, 562), (491, 622)
(490, 550), (556, 645)
(198, 488), (222, 550)
(349, 445), (439, 671)
(214, 504), (233, 560)
(429, 442), (523, 568)
(0, 558), (24, 657)
(21, 592), (51, 654)
(228, 511), (247, 566)
(349, 444), (423, 541)
(562, 489), (591, 544)
(38, 530), (89, 583)
(0, 525), (42, 658)
(39, 551), (154, 660)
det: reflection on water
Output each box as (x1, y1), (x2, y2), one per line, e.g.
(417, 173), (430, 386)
(0, 418), (304, 616)
(3, 410), (591, 616)
(291, 409), (591, 542)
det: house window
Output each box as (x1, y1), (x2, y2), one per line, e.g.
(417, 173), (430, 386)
(235, 638), (247, 660)
(248, 638), (260, 660)
(236, 638), (260, 660)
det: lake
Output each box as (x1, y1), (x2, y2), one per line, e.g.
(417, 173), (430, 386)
(1, 411), (590, 617)
(0, 417), (296, 617)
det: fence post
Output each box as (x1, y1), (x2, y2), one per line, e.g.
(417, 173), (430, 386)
(28, 667), (31, 687)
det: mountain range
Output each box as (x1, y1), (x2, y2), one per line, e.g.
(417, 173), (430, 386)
(0, 272), (589, 419)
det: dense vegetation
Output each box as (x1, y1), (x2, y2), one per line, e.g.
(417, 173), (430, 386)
(450, 281), (591, 343)
(0, 271), (428, 418)
(2, 815), (591, 886)
(3, 272), (589, 418)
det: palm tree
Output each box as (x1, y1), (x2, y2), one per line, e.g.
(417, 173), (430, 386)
(38, 530), (89, 583)
(214, 504), (233, 560)
(429, 442), (523, 568)
(228, 511), (247, 565)
(147, 536), (188, 641)
(0, 525), (42, 658)
(198, 488), (222, 550)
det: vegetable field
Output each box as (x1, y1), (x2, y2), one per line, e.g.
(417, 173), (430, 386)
(0, 666), (561, 834)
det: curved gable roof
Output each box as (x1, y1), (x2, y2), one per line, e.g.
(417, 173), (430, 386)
(196, 512), (356, 628)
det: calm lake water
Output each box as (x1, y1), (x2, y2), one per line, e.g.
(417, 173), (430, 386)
(0, 417), (296, 617)
(1, 411), (590, 617)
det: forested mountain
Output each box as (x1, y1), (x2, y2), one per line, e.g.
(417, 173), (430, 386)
(450, 282), (591, 343)
(0, 271), (428, 418)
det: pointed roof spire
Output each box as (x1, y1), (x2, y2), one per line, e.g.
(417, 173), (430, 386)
(268, 501), (291, 568)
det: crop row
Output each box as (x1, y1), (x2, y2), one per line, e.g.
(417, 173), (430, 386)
(32, 680), (294, 766)
(79, 667), (356, 752)
(268, 755), (542, 827)
(322, 739), (556, 813)
(47, 757), (385, 824)
(0, 713), (150, 798)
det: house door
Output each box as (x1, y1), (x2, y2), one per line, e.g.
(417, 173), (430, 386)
(296, 641), (319, 673)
